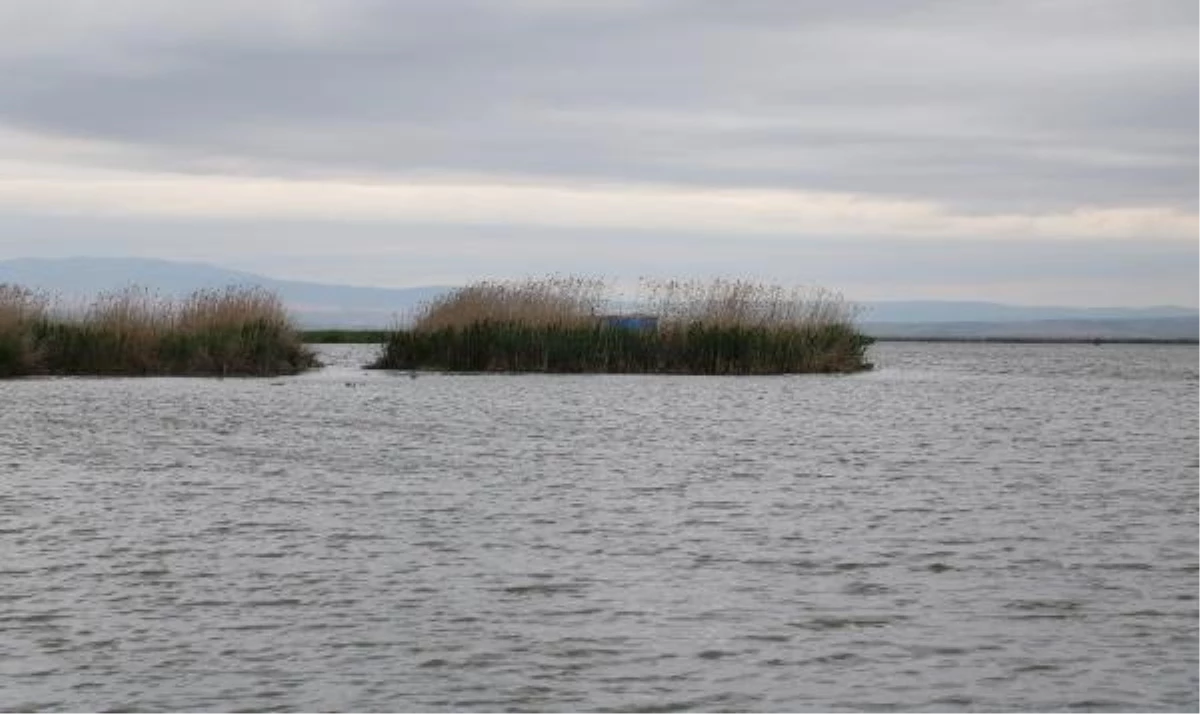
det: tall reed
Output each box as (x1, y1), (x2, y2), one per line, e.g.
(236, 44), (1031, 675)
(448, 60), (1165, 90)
(413, 276), (606, 331)
(0, 284), (317, 377)
(374, 276), (873, 374)
(0, 285), (48, 377)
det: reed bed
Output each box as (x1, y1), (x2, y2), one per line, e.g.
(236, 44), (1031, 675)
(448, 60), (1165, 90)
(0, 285), (49, 378)
(373, 277), (873, 374)
(0, 284), (317, 377)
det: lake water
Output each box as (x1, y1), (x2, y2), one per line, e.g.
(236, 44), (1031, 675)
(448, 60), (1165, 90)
(2, 343), (1197, 712)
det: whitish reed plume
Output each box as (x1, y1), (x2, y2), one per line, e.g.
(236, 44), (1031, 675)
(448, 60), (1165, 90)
(412, 276), (608, 331)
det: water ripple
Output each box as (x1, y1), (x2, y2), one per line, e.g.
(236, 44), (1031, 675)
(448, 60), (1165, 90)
(0, 343), (1195, 711)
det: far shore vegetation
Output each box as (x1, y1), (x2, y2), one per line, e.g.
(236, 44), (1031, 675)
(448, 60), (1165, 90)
(301, 329), (389, 344)
(0, 284), (317, 378)
(371, 277), (874, 374)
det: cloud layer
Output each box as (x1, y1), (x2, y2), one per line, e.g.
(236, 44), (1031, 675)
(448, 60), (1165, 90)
(1, 158), (1194, 241)
(0, 0), (1195, 303)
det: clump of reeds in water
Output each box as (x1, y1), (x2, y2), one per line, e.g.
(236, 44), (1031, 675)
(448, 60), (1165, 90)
(373, 276), (873, 374)
(0, 284), (318, 377)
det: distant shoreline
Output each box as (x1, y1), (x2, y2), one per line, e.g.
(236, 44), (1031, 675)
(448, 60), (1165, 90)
(302, 329), (390, 344)
(872, 336), (1198, 345)
(300, 330), (1198, 346)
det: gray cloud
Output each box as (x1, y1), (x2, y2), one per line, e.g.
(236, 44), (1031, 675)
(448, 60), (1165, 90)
(0, 1), (1195, 305)
(1, 0), (1194, 211)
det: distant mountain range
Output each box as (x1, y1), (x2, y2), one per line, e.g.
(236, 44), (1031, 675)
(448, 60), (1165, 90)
(856, 300), (1198, 340)
(0, 257), (449, 327)
(857, 300), (1197, 322)
(861, 318), (1197, 341)
(2, 257), (1196, 339)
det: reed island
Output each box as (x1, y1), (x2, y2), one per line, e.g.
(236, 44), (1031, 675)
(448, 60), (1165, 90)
(0, 284), (317, 378)
(372, 277), (873, 375)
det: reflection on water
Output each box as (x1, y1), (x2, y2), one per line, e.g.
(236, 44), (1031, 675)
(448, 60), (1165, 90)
(1, 343), (1196, 711)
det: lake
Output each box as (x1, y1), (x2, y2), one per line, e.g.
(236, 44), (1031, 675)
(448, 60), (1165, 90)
(1, 342), (1196, 711)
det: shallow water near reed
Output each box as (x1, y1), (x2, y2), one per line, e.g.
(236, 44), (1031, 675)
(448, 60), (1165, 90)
(2, 343), (1197, 711)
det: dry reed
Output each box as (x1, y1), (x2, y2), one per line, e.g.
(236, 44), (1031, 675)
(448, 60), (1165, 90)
(0, 285), (49, 377)
(412, 276), (607, 331)
(634, 278), (858, 330)
(376, 276), (872, 374)
(0, 284), (317, 377)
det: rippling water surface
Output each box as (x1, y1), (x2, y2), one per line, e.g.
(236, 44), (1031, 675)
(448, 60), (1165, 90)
(2, 343), (1197, 712)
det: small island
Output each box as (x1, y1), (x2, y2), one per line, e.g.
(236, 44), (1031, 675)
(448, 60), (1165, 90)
(371, 277), (874, 375)
(0, 284), (317, 378)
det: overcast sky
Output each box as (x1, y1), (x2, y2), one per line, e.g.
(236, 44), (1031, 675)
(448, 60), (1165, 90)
(0, 0), (1195, 305)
